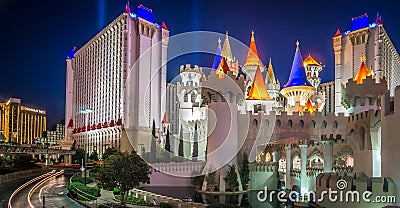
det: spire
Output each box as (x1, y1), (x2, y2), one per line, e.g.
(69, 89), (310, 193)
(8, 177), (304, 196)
(283, 41), (313, 88)
(375, 13), (383, 25)
(162, 112), (170, 123)
(247, 66), (272, 100)
(334, 28), (341, 37)
(216, 57), (230, 78)
(125, 1), (131, 13)
(265, 58), (277, 84)
(221, 31), (233, 62)
(244, 31), (261, 67)
(211, 38), (222, 70)
(354, 54), (372, 84)
(162, 22), (169, 30)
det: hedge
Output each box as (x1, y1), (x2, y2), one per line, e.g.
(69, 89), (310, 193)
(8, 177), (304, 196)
(67, 182), (100, 201)
(71, 175), (94, 184)
(115, 195), (153, 205)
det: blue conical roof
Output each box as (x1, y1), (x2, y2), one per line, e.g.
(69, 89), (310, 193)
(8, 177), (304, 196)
(283, 41), (313, 88)
(211, 38), (222, 71)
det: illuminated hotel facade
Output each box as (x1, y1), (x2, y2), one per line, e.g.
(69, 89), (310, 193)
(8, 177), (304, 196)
(333, 14), (400, 114)
(65, 3), (169, 156)
(0, 98), (46, 144)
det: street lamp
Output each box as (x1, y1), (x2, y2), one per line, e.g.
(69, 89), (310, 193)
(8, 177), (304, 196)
(81, 107), (93, 186)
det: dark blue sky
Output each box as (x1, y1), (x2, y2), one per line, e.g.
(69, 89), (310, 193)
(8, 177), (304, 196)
(0, 0), (399, 127)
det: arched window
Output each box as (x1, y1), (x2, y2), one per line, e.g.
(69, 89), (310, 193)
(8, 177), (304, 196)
(300, 120), (305, 128)
(359, 127), (365, 150)
(276, 119), (281, 127)
(311, 120), (316, 128)
(253, 119), (258, 128)
(191, 91), (196, 103)
(322, 120), (327, 128)
(184, 93), (188, 102)
(334, 121), (339, 129)
(288, 120), (293, 128)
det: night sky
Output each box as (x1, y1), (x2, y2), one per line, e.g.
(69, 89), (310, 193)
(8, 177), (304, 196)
(0, 0), (399, 128)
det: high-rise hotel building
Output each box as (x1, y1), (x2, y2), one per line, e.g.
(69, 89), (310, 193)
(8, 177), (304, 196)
(65, 3), (169, 156)
(333, 14), (400, 114)
(0, 98), (46, 144)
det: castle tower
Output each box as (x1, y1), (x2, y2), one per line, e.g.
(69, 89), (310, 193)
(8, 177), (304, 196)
(246, 66), (275, 113)
(303, 54), (323, 89)
(211, 38), (222, 71)
(242, 31), (264, 81)
(280, 41), (315, 114)
(221, 32), (239, 75)
(202, 71), (245, 192)
(341, 54), (387, 114)
(265, 58), (281, 100)
(177, 64), (207, 160)
(333, 13), (400, 114)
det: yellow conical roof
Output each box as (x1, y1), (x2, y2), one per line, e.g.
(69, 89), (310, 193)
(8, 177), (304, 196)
(354, 54), (372, 85)
(303, 54), (321, 67)
(265, 58), (277, 84)
(244, 31), (262, 67)
(302, 99), (316, 114)
(247, 66), (272, 100)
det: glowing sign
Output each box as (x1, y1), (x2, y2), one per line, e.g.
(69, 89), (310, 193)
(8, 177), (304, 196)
(21, 107), (46, 114)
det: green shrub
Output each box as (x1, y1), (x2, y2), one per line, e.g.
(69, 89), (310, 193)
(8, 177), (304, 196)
(115, 195), (153, 205)
(71, 175), (94, 184)
(67, 182), (100, 201)
(160, 202), (172, 208)
(113, 187), (120, 195)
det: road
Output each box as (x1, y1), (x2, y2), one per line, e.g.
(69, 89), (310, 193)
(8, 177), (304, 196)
(0, 177), (31, 208)
(4, 169), (83, 208)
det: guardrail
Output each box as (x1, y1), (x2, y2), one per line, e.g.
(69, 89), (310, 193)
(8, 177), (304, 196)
(0, 169), (47, 185)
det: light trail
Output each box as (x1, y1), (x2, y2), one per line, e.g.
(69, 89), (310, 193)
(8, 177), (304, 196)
(8, 170), (56, 208)
(27, 170), (64, 208)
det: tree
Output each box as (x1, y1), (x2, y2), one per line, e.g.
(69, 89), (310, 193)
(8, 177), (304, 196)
(72, 149), (85, 164)
(224, 164), (239, 191)
(178, 125), (184, 157)
(89, 151), (99, 161)
(102, 147), (119, 161)
(192, 123), (198, 161)
(164, 128), (171, 162)
(13, 155), (36, 171)
(240, 152), (250, 188)
(150, 119), (157, 163)
(95, 150), (151, 206)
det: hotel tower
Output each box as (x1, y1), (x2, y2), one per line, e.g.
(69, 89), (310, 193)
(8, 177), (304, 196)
(65, 3), (169, 156)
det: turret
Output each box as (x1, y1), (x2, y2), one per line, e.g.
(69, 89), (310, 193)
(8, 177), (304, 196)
(246, 66), (275, 114)
(304, 54), (323, 89)
(242, 31), (264, 81)
(280, 41), (315, 114)
(341, 54), (387, 114)
(221, 32), (239, 75)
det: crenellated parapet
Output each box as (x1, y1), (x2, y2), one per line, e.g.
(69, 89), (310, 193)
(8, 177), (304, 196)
(341, 76), (387, 111)
(201, 71), (245, 105)
(271, 111), (346, 143)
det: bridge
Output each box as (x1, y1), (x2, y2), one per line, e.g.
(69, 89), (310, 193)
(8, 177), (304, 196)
(0, 142), (76, 165)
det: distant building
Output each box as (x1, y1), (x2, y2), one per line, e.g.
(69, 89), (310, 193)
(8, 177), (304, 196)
(318, 81), (335, 115)
(0, 98), (46, 144)
(166, 83), (179, 135)
(38, 122), (65, 146)
(333, 13), (400, 114)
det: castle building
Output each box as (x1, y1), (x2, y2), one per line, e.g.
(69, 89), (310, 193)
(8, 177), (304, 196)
(0, 98), (46, 144)
(220, 32), (239, 75)
(333, 13), (400, 114)
(65, 3), (169, 156)
(264, 58), (281, 101)
(304, 54), (323, 90)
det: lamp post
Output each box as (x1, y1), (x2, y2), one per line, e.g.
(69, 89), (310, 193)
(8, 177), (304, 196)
(81, 108), (93, 186)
